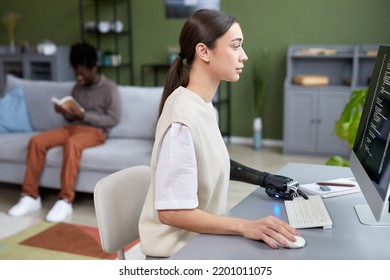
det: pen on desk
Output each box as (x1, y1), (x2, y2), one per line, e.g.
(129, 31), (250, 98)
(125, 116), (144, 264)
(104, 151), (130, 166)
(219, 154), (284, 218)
(316, 181), (356, 187)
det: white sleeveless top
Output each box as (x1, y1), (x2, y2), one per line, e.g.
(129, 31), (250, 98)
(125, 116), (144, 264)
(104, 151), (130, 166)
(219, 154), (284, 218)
(139, 87), (230, 257)
(155, 101), (216, 210)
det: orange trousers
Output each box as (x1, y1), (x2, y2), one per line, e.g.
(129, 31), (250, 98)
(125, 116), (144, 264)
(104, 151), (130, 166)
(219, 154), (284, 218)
(22, 124), (106, 202)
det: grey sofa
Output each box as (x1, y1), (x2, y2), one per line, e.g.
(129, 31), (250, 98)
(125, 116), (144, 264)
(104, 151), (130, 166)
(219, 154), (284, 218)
(0, 74), (162, 194)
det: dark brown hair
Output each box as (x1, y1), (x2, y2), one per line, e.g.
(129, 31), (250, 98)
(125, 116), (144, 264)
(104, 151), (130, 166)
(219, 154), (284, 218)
(158, 9), (238, 117)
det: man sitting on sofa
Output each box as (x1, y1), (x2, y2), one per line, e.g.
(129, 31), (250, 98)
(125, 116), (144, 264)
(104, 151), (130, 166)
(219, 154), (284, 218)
(8, 42), (121, 222)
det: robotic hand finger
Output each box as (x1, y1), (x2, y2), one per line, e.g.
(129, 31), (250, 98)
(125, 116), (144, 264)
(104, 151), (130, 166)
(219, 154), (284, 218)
(263, 173), (308, 200)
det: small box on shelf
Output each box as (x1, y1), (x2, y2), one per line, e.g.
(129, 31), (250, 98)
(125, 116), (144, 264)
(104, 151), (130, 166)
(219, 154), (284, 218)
(293, 75), (329, 86)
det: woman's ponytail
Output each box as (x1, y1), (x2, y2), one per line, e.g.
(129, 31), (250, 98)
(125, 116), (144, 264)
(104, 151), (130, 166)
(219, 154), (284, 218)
(158, 55), (188, 117)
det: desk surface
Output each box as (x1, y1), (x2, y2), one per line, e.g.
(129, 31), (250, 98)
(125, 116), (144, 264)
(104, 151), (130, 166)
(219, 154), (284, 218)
(171, 162), (390, 259)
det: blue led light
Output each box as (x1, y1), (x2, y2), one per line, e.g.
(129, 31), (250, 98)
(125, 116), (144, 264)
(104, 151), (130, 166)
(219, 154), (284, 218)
(274, 205), (281, 217)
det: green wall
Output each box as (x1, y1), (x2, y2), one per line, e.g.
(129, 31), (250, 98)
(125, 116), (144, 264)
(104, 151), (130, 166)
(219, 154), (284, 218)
(0, 0), (389, 139)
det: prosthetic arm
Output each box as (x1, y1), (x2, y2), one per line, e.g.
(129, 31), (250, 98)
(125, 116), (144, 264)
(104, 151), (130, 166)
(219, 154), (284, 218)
(230, 159), (308, 200)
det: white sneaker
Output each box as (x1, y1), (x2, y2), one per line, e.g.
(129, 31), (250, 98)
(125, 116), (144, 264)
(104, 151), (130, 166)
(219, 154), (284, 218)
(8, 195), (42, 217)
(46, 199), (73, 223)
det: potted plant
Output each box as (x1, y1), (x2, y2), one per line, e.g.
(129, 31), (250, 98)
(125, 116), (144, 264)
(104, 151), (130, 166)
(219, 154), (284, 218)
(252, 47), (270, 150)
(326, 88), (367, 166)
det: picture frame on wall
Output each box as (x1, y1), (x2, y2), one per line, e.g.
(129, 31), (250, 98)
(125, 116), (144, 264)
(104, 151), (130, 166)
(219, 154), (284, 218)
(165, 0), (220, 18)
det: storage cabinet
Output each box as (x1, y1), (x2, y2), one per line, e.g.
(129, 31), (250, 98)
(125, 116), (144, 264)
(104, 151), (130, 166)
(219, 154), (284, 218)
(0, 46), (73, 90)
(284, 89), (350, 156)
(79, 0), (134, 85)
(355, 44), (378, 89)
(283, 44), (380, 156)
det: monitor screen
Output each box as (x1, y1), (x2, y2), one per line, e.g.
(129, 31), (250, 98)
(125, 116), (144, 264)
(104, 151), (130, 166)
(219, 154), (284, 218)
(350, 45), (390, 226)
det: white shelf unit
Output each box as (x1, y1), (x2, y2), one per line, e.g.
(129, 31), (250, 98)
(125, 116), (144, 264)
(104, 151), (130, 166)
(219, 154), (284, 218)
(283, 44), (381, 156)
(0, 46), (73, 91)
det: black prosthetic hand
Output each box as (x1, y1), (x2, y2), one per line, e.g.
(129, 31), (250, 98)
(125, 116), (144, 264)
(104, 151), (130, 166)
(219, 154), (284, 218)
(230, 159), (307, 200)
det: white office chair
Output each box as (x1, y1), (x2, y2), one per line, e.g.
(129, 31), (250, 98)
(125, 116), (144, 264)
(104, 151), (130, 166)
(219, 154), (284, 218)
(94, 165), (150, 260)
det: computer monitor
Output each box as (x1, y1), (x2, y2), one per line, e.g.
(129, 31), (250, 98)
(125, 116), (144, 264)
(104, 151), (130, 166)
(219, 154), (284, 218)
(350, 45), (390, 226)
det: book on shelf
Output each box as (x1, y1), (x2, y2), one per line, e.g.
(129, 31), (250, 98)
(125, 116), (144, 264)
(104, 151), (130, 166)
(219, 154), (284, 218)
(366, 50), (378, 56)
(293, 74), (329, 86)
(51, 96), (85, 115)
(299, 178), (361, 199)
(295, 48), (338, 56)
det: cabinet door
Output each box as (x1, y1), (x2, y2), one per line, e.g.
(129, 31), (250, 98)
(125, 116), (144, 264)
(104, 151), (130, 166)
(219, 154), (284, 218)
(317, 90), (350, 156)
(23, 55), (54, 81)
(0, 56), (23, 89)
(284, 90), (317, 153)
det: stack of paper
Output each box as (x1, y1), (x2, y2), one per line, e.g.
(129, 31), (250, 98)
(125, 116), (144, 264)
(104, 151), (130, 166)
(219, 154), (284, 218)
(299, 178), (361, 198)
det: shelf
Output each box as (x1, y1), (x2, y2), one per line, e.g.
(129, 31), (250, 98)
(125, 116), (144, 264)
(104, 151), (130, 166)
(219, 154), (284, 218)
(79, 0), (134, 84)
(291, 53), (354, 59)
(355, 45), (379, 88)
(98, 62), (132, 68)
(2, 62), (23, 76)
(286, 85), (352, 91)
(83, 30), (131, 35)
(29, 61), (52, 80)
(288, 58), (353, 87)
(283, 44), (384, 156)
(0, 46), (73, 89)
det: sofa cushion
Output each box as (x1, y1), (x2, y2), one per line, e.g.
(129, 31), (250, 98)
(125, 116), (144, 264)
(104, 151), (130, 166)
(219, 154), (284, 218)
(0, 132), (36, 163)
(109, 85), (163, 139)
(0, 86), (33, 133)
(0, 134), (153, 173)
(45, 138), (154, 172)
(5, 74), (74, 131)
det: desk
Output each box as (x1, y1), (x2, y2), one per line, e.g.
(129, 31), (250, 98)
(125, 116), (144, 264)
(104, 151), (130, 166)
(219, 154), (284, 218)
(170, 163), (390, 259)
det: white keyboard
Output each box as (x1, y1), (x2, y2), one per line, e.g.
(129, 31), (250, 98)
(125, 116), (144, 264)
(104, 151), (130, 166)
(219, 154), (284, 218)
(284, 195), (333, 229)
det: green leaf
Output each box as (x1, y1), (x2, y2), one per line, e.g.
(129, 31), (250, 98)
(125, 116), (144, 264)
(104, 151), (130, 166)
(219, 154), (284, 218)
(326, 155), (350, 167)
(333, 89), (367, 148)
(326, 156), (345, 166)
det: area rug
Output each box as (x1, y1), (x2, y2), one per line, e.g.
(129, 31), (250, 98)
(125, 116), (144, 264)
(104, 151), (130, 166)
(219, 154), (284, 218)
(0, 212), (36, 240)
(0, 221), (141, 260)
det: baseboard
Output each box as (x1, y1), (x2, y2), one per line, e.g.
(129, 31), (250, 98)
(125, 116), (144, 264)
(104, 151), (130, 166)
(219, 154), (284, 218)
(225, 136), (283, 148)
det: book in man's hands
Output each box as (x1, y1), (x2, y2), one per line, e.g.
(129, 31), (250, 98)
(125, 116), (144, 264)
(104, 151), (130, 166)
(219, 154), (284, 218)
(51, 96), (85, 114)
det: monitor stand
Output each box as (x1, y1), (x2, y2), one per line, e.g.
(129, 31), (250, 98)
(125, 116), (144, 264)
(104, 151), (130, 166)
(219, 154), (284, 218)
(354, 204), (390, 226)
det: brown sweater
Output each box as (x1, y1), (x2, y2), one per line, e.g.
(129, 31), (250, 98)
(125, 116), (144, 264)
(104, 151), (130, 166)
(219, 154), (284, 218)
(69, 75), (120, 134)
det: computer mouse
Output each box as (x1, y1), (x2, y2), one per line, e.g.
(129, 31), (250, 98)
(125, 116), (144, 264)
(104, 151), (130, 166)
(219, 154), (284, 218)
(272, 233), (306, 249)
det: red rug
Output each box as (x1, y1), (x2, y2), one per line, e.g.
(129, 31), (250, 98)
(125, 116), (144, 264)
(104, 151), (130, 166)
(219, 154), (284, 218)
(19, 222), (138, 259)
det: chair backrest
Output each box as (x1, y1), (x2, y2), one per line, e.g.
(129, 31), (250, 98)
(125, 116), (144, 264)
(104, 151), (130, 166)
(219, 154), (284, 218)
(94, 165), (150, 259)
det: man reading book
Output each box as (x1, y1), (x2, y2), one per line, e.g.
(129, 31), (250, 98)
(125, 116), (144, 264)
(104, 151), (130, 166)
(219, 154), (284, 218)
(8, 42), (121, 222)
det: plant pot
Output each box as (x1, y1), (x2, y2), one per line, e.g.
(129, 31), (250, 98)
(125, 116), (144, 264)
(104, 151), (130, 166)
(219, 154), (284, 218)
(253, 117), (262, 150)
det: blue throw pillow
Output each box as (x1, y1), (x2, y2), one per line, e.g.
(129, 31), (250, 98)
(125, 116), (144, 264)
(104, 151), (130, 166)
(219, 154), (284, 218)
(0, 85), (33, 133)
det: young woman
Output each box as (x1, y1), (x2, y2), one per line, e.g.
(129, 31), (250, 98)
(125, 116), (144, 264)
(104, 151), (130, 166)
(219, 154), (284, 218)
(139, 9), (299, 258)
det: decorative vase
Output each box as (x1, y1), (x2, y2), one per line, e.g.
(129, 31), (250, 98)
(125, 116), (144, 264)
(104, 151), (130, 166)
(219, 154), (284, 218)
(9, 39), (16, 53)
(253, 117), (262, 150)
